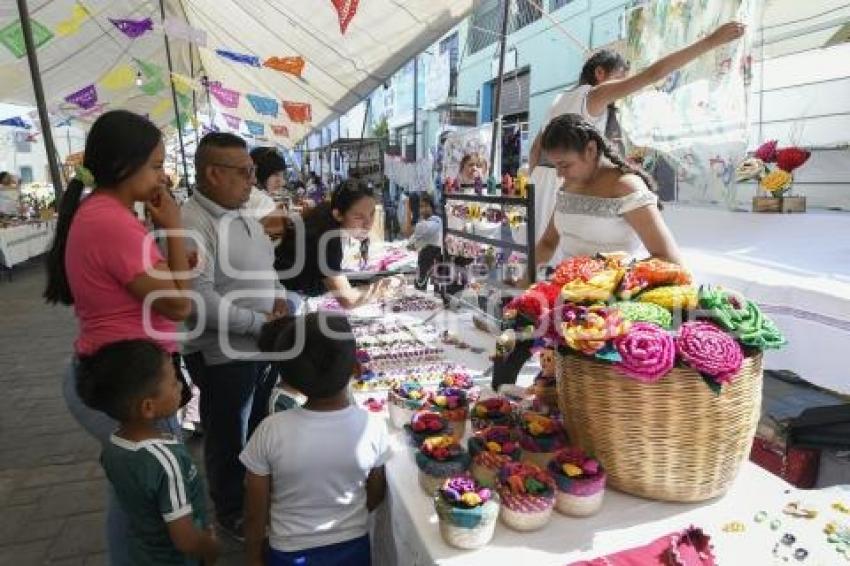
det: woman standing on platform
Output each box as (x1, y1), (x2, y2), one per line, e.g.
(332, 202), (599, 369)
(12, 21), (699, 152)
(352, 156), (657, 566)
(44, 110), (193, 565)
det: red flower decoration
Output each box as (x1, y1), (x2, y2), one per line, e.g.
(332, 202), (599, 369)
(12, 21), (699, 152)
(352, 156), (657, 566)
(775, 147), (811, 173)
(754, 140), (778, 163)
(552, 256), (606, 287)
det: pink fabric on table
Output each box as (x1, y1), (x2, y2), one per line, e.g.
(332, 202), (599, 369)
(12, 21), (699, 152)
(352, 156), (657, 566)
(568, 527), (716, 566)
(66, 193), (177, 355)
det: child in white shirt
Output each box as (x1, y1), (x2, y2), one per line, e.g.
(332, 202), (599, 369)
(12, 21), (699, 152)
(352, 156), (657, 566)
(241, 313), (390, 566)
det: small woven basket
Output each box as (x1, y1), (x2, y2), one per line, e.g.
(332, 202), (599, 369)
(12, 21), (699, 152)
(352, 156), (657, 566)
(556, 352), (762, 502)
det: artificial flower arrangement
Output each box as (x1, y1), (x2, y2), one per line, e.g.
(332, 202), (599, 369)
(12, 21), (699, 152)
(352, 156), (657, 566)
(440, 370), (480, 404)
(547, 448), (606, 516)
(497, 462), (557, 531)
(434, 475), (500, 549)
(518, 411), (567, 468)
(405, 411), (449, 446)
(467, 426), (523, 487)
(736, 139), (811, 196)
(415, 435), (471, 495)
(387, 381), (430, 428)
(500, 255), (786, 392)
(471, 396), (516, 431)
(428, 387), (471, 439)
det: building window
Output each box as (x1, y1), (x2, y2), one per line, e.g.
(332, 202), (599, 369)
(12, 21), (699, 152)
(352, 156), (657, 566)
(19, 166), (33, 184)
(14, 131), (31, 154)
(469, 1), (542, 54)
(439, 32), (460, 97)
(550, 0), (576, 11)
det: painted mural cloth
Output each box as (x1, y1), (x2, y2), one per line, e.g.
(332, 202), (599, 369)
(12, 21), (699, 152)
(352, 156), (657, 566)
(620, 0), (757, 208)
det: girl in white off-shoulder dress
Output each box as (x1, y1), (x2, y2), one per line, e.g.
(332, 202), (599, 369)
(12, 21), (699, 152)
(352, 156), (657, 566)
(533, 113), (684, 272)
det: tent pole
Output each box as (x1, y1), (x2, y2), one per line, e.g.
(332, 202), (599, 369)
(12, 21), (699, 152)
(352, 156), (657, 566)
(158, 0), (190, 188)
(16, 0), (63, 202)
(189, 44), (200, 148)
(489, 0), (512, 178)
(413, 55), (418, 161)
(355, 98), (371, 170)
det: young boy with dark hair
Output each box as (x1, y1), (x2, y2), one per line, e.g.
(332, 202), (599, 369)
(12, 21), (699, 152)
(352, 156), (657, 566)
(77, 340), (219, 565)
(244, 313), (390, 566)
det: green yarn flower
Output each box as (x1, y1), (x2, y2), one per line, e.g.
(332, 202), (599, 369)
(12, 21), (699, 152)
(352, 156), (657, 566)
(698, 286), (786, 349)
(74, 165), (96, 188)
(612, 301), (672, 329)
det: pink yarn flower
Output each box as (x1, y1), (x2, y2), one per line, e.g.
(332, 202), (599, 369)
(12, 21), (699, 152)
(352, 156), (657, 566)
(613, 322), (675, 383)
(676, 322), (744, 384)
(754, 140), (778, 163)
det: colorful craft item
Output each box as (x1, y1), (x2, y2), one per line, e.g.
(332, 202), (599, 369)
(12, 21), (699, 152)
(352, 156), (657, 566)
(755, 140), (778, 163)
(331, 0), (360, 34)
(209, 82), (240, 108)
(421, 435), (463, 461)
(548, 447), (606, 516)
(473, 175), (483, 194)
(735, 157), (765, 182)
(65, 84), (98, 110)
(246, 93), (279, 117)
(215, 48), (261, 67)
(618, 258), (692, 299)
(516, 172), (528, 198)
(271, 124), (290, 138)
(439, 475), (492, 509)
(430, 387), (468, 411)
(676, 321), (744, 385)
(613, 322), (676, 383)
(391, 381), (425, 401)
(551, 256), (606, 287)
(503, 282), (561, 325)
(471, 397), (515, 430)
(263, 56), (306, 77)
(406, 411), (449, 445)
(638, 285), (698, 310)
(520, 412), (559, 438)
(441, 371), (474, 390)
(0, 18), (53, 58)
(760, 169), (792, 194)
(698, 286), (786, 349)
(611, 301), (672, 329)
(283, 101), (312, 123)
(469, 426), (522, 487)
(776, 147), (810, 173)
(502, 174), (515, 195)
(55, 3), (91, 37)
(499, 462), (555, 497)
(561, 306), (630, 355)
(561, 267), (624, 303)
(109, 17), (153, 38)
(486, 176), (497, 195)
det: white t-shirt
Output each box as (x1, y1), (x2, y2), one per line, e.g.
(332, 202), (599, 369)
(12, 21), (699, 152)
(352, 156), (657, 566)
(244, 187), (277, 220)
(544, 84), (608, 133)
(410, 215), (443, 250)
(240, 405), (391, 552)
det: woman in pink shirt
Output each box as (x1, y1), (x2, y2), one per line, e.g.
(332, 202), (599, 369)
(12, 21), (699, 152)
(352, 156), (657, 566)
(44, 110), (192, 565)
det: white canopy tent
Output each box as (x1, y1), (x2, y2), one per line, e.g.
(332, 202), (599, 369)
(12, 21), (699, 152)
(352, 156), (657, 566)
(0, 0), (475, 148)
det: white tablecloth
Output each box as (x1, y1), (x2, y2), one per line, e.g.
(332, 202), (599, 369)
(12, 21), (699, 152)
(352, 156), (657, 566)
(352, 306), (849, 566)
(663, 204), (850, 394)
(0, 219), (56, 268)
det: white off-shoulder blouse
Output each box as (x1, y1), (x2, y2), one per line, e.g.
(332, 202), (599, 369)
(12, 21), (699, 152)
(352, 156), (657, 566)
(553, 189), (658, 260)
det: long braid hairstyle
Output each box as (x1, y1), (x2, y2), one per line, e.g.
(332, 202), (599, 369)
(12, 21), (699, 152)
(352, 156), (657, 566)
(541, 113), (660, 208)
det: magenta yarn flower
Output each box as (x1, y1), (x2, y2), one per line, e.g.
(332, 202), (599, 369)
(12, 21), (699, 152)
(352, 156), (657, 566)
(754, 139), (778, 163)
(676, 321), (744, 384)
(613, 322), (675, 383)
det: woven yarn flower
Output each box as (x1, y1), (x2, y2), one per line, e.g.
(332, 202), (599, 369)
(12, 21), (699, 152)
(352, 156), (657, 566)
(735, 157), (766, 182)
(499, 462), (555, 496)
(618, 258), (692, 300)
(698, 287), (786, 349)
(759, 169), (792, 194)
(538, 303), (587, 345)
(561, 306), (630, 355)
(611, 302), (672, 329)
(638, 285), (698, 311)
(561, 267), (624, 303)
(421, 435), (463, 461)
(613, 322), (676, 383)
(676, 322), (744, 384)
(754, 140), (778, 163)
(776, 147), (811, 173)
(440, 475), (492, 508)
(504, 282), (560, 323)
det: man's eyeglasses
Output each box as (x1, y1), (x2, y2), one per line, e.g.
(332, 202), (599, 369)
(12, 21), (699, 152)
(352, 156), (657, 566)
(211, 163), (257, 179)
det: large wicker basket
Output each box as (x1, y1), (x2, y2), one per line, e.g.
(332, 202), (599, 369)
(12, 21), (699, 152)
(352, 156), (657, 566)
(556, 352), (762, 502)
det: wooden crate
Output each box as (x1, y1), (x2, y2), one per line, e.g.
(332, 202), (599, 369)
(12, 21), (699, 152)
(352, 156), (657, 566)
(752, 196), (806, 213)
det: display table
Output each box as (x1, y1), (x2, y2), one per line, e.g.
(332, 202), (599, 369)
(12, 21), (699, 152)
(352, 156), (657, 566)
(0, 219), (56, 270)
(662, 204), (850, 394)
(349, 304), (850, 566)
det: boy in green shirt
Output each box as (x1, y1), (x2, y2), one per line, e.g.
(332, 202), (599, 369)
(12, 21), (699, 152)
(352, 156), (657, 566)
(78, 340), (219, 565)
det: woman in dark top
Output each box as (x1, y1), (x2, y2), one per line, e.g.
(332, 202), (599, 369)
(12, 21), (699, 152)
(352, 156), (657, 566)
(276, 179), (400, 308)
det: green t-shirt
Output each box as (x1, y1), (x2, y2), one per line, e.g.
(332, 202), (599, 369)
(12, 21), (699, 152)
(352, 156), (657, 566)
(102, 434), (208, 565)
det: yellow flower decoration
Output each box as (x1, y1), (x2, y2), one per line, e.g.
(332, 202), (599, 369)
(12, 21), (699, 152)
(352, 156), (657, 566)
(461, 492), (482, 506)
(485, 441), (502, 453)
(759, 169), (792, 194)
(562, 463), (583, 477)
(638, 286), (698, 310)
